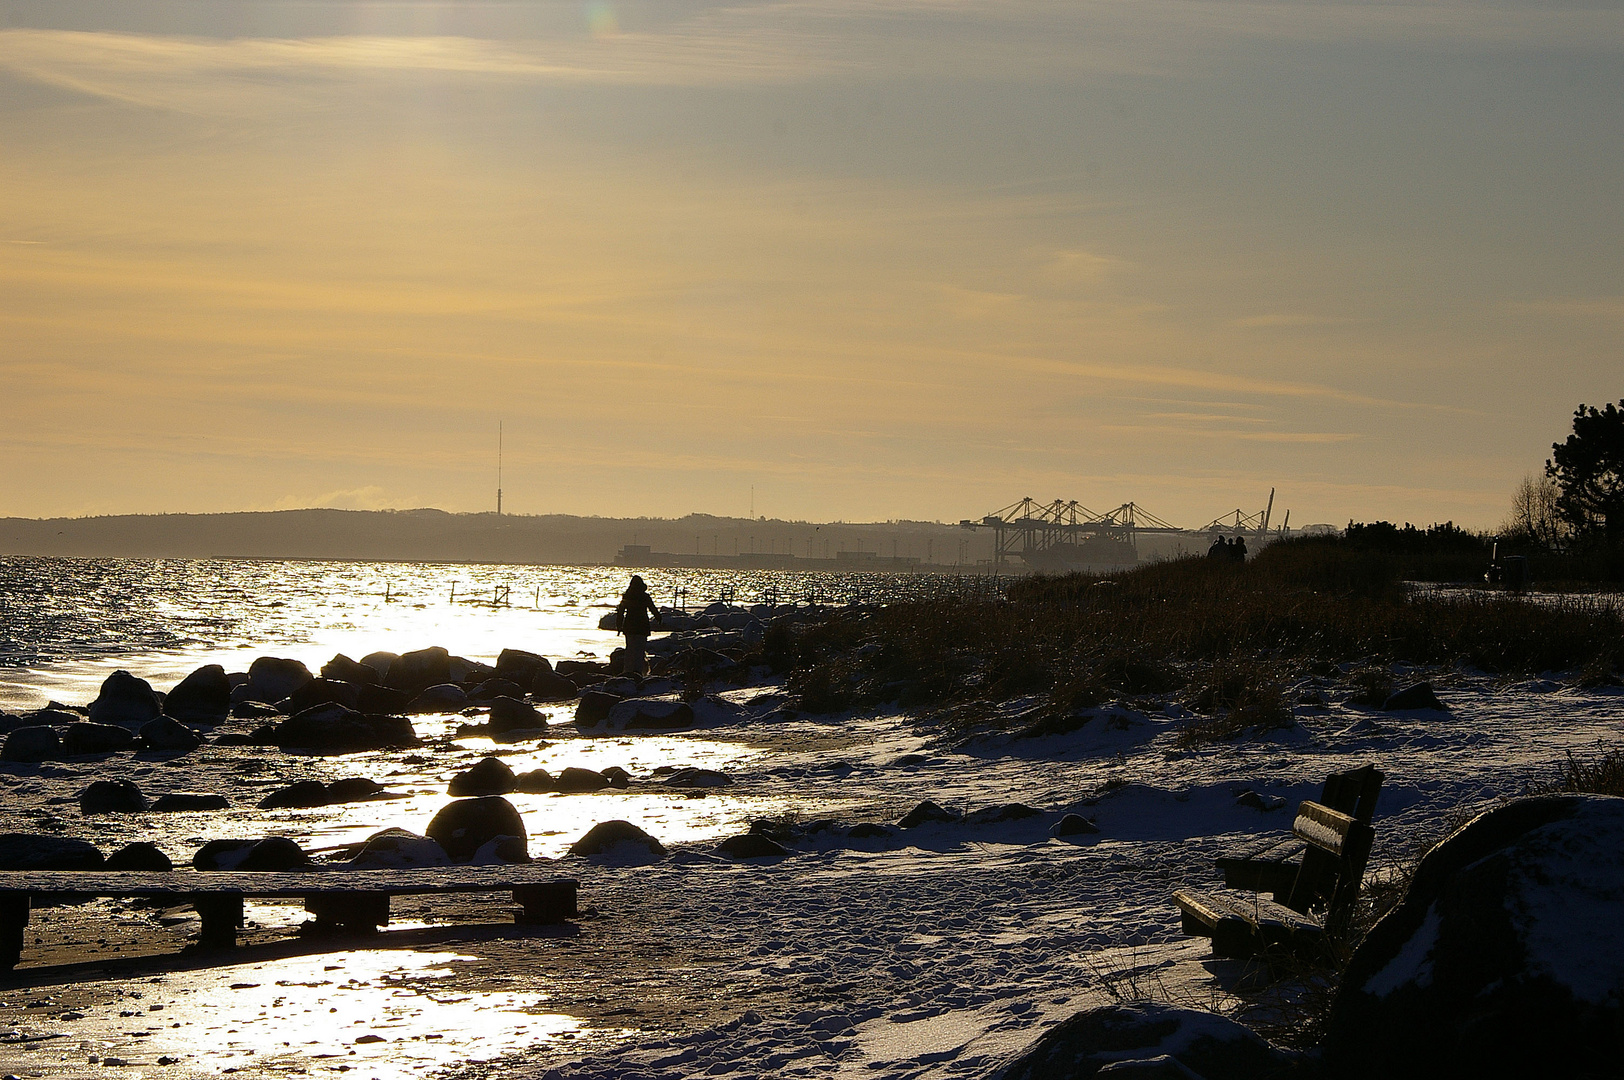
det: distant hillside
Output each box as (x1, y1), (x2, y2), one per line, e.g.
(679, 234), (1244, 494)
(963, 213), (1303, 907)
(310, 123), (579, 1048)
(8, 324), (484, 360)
(0, 509), (1007, 567)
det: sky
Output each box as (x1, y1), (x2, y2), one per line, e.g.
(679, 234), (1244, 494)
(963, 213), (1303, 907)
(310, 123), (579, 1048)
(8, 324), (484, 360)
(0, 0), (1619, 530)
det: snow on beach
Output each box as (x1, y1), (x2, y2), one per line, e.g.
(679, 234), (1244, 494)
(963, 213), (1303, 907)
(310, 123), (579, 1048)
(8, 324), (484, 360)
(3, 658), (1621, 1078)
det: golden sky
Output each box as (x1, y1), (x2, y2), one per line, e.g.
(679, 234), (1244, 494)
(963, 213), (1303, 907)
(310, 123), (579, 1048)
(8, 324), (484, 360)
(1, 1), (1619, 528)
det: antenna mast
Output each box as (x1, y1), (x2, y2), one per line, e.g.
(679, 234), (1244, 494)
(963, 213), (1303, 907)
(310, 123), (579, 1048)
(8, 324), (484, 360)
(497, 421), (503, 517)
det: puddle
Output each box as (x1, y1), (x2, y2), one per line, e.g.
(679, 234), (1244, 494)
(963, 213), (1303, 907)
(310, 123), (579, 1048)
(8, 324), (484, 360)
(0, 950), (616, 1078)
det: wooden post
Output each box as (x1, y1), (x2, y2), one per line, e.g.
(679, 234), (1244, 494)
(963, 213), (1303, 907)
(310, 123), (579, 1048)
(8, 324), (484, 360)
(0, 892), (30, 970)
(304, 892), (389, 933)
(512, 880), (578, 925)
(192, 893), (244, 949)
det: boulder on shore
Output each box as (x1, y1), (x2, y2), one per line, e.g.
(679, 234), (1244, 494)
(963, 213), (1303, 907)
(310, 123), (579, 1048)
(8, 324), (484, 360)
(242, 657), (314, 705)
(1, 726), (60, 763)
(0, 833), (103, 870)
(258, 780), (331, 809)
(80, 779), (148, 814)
(163, 664), (233, 724)
(320, 654), (382, 686)
(106, 842), (172, 871)
(386, 647), (451, 696)
(515, 768), (555, 793)
(1324, 794), (1624, 1078)
(153, 792), (231, 812)
(425, 796), (528, 863)
(1381, 681), (1447, 712)
(61, 721), (137, 756)
(596, 698), (696, 734)
(285, 678), (363, 713)
(193, 836), (310, 871)
(88, 670), (162, 726)
(569, 820), (665, 858)
(273, 703), (417, 752)
(468, 678), (526, 703)
(530, 669), (580, 701)
(554, 766), (609, 793)
(495, 648), (553, 686)
(716, 833), (789, 859)
(488, 696), (546, 735)
(407, 683), (469, 714)
(993, 1004), (1289, 1080)
(349, 828), (450, 869)
(898, 800), (959, 828)
(448, 756), (517, 797)
(139, 716), (205, 753)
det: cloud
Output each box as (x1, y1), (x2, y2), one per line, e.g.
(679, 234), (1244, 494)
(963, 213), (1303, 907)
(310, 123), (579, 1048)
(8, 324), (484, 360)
(270, 486), (395, 511)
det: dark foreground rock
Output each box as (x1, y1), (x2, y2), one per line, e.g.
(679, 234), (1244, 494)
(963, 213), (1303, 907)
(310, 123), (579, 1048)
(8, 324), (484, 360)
(349, 828), (450, 868)
(1381, 681), (1446, 712)
(1051, 813), (1101, 837)
(273, 704), (416, 752)
(242, 657), (314, 704)
(554, 766), (609, 793)
(1, 726), (60, 763)
(164, 664), (232, 723)
(79, 779), (147, 814)
(139, 716), (205, 753)
(600, 698), (696, 733)
(1324, 794), (1624, 1079)
(0, 833), (103, 870)
(258, 780), (332, 809)
(87, 670), (162, 726)
(106, 842), (173, 871)
(569, 820), (665, 857)
(425, 796), (528, 862)
(386, 647), (451, 695)
(193, 836), (310, 871)
(992, 1003), (1291, 1080)
(62, 722), (137, 756)
(716, 833), (789, 859)
(899, 800), (959, 828)
(320, 654), (382, 686)
(488, 696), (546, 734)
(448, 756), (517, 797)
(152, 792), (231, 812)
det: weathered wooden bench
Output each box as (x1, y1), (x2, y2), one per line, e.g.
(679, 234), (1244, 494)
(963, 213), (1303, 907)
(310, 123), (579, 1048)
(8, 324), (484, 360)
(1212, 765), (1382, 899)
(0, 866), (579, 970)
(1173, 794), (1377, 959)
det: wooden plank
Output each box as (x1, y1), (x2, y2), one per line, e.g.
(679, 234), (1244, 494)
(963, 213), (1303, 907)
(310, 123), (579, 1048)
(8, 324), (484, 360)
(1292, 801), (1356, 857)
(0, 866), (576, 900)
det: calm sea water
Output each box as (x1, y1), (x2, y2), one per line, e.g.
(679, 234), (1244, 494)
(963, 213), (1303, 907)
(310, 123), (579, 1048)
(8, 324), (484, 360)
(0, 556), (996, 711)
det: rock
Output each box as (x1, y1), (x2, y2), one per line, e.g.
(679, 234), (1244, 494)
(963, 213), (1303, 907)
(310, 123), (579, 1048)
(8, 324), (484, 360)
(349, 828), (450, 869)
(386, 647), (451, 695)
(991, 1003), (1290, 1080)
(495, 649), (553, 686)
(847, 823), (892, 839)
(0, 833), (102, 870)
(515, 768), (554, 793)
(556, 659), (610, 682)
(193, 837), (309, 871)
(320, 654), (382, 686)
(285, 678), (362, 713)
(601, 698), (696, 733)
(1324, 794), (1624, 1078)
(1, 726), (60, 763)
(488, 696), (546, 735)
(1051, 813), (1101, 837)
(243, 657), (314, 704)
(105, 842), (172, 871)
(79, 779), (147, 814)
(530, 669), (580, 701)
(360, 651), (398, 680)
(231, 699), (284, 720)
(1381, 681), (1447, 712)
(601, 765), (632, 788)
(449, 655), (492, 683)
(554, 766), (609, 793)
(568, 820), (665, 857)
(467, 835), (530, 864)
(273, 703), (417, 752)
(152, 792), (231, 812)
(61, 722), (137, 756)
(1233, 791), (1286, 812)
(258, 780), (331, 809)
(716, 833), (789, 859)
(357, 683), (412, 714)
(139, 716), (205, 753)
(898, 800), (959, 828)
(326, 777), (386, 802)
(655, 767), (730, 789)
(468, 678), (526, 703)
(163, 665), (232, 724)
(448, 757), (517, 797)
(574, 690), (623, 727)
(407, 684), (469, 714)
(966, 803), (1044, 825)
(425, 796), (528, 862)
(87, 670), (162, 726)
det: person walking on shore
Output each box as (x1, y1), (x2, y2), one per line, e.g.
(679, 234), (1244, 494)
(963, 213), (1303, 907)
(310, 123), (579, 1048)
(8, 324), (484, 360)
(614, 575), (662, 677)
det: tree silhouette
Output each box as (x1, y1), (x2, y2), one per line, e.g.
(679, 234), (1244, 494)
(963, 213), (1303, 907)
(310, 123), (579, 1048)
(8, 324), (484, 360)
(1547, 401), (1624, 542)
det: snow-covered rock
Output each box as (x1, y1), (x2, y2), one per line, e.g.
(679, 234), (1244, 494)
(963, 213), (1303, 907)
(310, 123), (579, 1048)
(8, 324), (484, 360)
(1327, 794), (1624, 1077)
(992, 1003), (1290, 1080)
(425, 795), (527, 862)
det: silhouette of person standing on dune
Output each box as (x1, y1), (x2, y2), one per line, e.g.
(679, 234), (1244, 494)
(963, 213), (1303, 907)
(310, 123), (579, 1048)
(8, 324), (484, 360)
(614, 575), (662, 678)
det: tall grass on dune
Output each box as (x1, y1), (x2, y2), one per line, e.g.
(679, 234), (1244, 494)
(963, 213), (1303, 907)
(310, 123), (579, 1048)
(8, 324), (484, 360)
(773, 539), (1624, 738)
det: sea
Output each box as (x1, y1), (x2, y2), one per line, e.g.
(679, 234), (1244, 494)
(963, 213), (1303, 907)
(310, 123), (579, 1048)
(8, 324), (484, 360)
(0, 556), (1001, 713)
